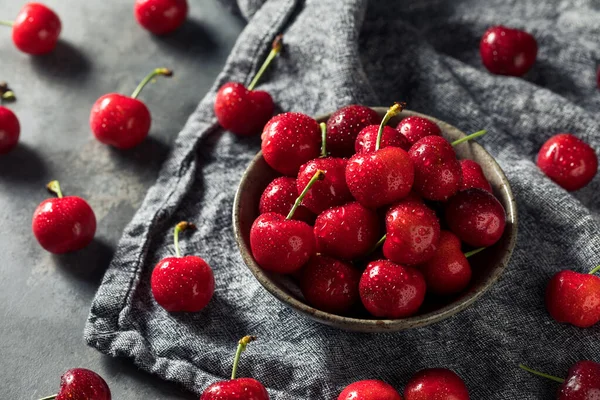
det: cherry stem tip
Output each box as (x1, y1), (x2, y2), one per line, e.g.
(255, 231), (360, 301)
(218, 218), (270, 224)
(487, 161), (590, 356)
(247, 35), (283, 91)
(286, 170), (325, 220)
(38, 395), (57, 400)
(231, 336), (257, 380)
(131, 68), (173, 99)
(174, 221), (196, 257)
(46, 180), (63, 198)
(518, 364), (565, 383)
(376, 102), (406, 150)
(451, 129), (487, 146)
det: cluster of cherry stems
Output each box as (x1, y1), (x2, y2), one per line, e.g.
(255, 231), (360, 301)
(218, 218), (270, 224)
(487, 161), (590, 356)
(0, 1), (598, 399)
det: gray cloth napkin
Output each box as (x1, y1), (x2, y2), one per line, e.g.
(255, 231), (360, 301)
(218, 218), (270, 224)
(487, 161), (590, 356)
(85, 0), (600, 398)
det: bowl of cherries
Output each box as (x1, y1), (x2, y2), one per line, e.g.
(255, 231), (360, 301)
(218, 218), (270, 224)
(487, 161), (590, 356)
(233, 103), (517, 332)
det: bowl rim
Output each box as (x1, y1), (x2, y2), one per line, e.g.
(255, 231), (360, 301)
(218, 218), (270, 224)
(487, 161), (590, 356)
(233, 107), (518, 332)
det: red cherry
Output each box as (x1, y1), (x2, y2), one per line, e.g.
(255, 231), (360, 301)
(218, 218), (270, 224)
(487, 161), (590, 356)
(32, 180), (96, 254)
(355, 125), (411, 154)
(404, 368), (469, 400)
(545, 267), (600, 328)
(314, 202), (380, 260)
(520, 361), (600, 400)
(396, 116), (442, 146)
(597, 66), (600, 89)
(259, 177), (314, 223)
(383, 198), (441, 266)
(338, 380), (402, 400)
(6, 3), (61, 55)
(536, 133), (598, 191)
(90, 68), (172, 149)
(326, 105), (380, 157)
(459, 159), (492, 193)
(134, 0), (188, 35)
(480, 25), (537, 77)
(300, 255), (361, 314)
(43, 368), (111, 400)
(445, 188), (506, 248)
(151, 222), (214, 312)
(201, 336), (269, 400)
(0, 105), (20, 154)
(261, 112), (321, 176)
(419, 231), (472, 296)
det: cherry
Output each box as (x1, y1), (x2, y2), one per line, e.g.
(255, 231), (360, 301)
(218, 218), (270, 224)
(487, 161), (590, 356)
(480, 25), (537, 76)
(201, 336), (269, 400)
(545, 265), (600, 328)
(520, 361), (600, 399)
(355, 124), (410, 154)
(215, 36), (282, 136)
(326, 104), (381, 157)
(250, 171), (322, 273)
(32, 180), (96, 254)
(0, 100), (20, 154)
(359, 260), (426, 318)
(536, 133), (598, 191)
(314, 202), (380, 260)
(396, 116), (442, 146)
(259, 177), (314, 223)
(151, 222), (215, 312)
(90, 68), (172, 149)
(261, 112), (321, 176)
(346, 103), (414, 208)
(404, 368), (469, 400)
(134, 0), (188, 35)
(38, 368), (110, 400)
(597, 66), (600, 89)
(459, 159), (492, 193)
(445, 188), (506, 248)
(300, 255), (361, 314)
(338, 380), (402, 400)
(382, 197), (441, 266)
(0, 3), (61, 55)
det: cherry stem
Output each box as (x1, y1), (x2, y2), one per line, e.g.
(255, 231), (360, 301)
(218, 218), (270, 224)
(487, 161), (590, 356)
(0, 82), (16, 102)
(376, 102), (406, 151)
(231, 336), (256, 380)
(320, 122), (327, 158)
(173, 221), (196, 258)
(589, 265), (600, 275)
(247, 35), (283, 91)
(518, 364), (565, 384)
(451, 130), (487, 146)
(369, 234), (386, 254)
(0, 20), (14, 27)
(286, 170), (325, 220)
(38, 395), (57, 400)
(46, 180), (63, 198)
(131, 68), (173, 99)
(464, 247), (485, 258)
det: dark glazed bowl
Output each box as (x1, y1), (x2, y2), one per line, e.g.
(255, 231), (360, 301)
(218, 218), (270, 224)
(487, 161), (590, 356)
(233, 107), (518, 332)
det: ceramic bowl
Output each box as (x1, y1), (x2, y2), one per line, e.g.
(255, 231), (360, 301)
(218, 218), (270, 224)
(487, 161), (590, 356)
(233, 107), (517, 332)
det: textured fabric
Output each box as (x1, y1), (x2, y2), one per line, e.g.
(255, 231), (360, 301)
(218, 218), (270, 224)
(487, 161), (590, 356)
(85, 0), (600, 398)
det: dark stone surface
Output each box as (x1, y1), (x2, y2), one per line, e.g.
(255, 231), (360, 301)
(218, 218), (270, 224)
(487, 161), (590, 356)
(0, 1), (243, 398)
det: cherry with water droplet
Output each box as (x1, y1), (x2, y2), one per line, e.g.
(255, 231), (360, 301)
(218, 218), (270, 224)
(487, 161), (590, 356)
(520, 361), (600, 399)
(404, 368), (470, 400)
(326, 104), (380, 157)
(396, 116), (442, 146)
(338, 379), (402, 400)
(259, 176), (315, 223)
(37, 368), (111, 400)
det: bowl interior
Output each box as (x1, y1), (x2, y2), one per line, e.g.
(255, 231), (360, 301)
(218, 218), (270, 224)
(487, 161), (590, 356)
(233, 108), (517, 332)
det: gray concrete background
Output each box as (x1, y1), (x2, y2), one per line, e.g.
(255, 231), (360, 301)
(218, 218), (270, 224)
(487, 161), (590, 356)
(0, 1), (243, 398)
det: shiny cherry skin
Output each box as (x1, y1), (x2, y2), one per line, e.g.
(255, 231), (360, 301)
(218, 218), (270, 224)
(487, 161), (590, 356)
(151, 255), (215, 312)
(0, 106), (20, 154)
(404, 368), (469, 400)
(546, 270), (600, 328)
(326, 105), (380, 157)
(300, 255), (361, 314)
(250, 212), (315, 273)
(261, 112), (321, 176)
(459, 159), (492, 193)
(259, 177), (314, 223)
(559, 361), (600, 399)
(480, 25), (537, 76)
(355, 125), (411, 154)
(537, 133), (598, 191)
(201, 378), (269, 400)
(297, 157), (352, 214)
(360, 260), (426, 318)
(134, 0), (188, 35)
(383, 198), (441, 266)
(445, 188), (506, 248)
(11, 3), (61, 55)
(338, 380), (402, 400)
(408, 135), (461, 201)
(54, 368), (111, 400)
(214, 82), (274, 137)
(314, 202), (380, 260)
(346, 146), (414, 209)
(90, 94), (151, 149)
(396, 116), (442, 146)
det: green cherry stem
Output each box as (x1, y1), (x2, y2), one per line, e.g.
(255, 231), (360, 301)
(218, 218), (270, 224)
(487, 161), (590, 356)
(231, 335), (257, 380)
(369, 234), (386, 254)
(0, 20), (14, 27)
(451, 130), (487, 146)
(0, 82), (16, 102)
(320, 122), (327, 158)
(464, 247), (485, 258)
(46, 180), (63, 198)
(131, 68), (173, 99)
(375, 102), (406, 151)
(286, 170), (325, 220)
(38, 395), (57, 400)
(518, 364), (565, 384)
(173, 221), (196, 258)
(589, 265), (600, 275)
(247, 35), (283, 91)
